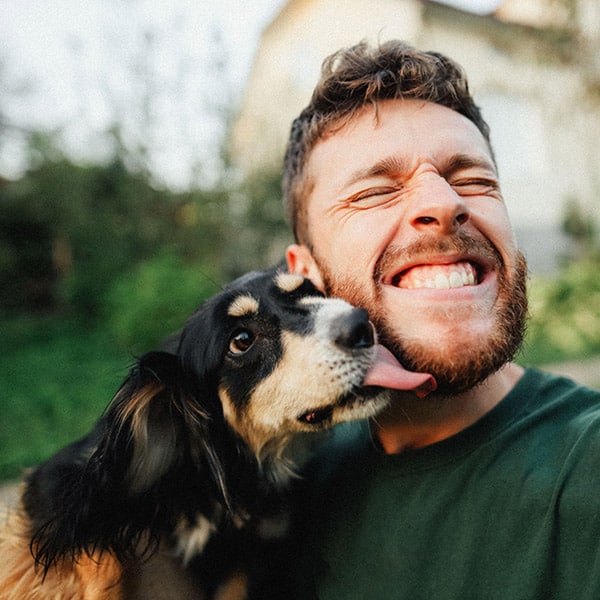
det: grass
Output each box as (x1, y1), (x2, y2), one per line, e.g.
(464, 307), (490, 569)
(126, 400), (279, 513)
(0, 315), (130, 481)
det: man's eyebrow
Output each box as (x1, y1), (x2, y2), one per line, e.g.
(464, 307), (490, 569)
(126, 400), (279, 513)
(441, 153), (497, 175)
(345, 155), (408, 187)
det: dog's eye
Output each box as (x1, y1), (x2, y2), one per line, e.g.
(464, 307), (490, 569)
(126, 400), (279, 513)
(229, 329), (255, 355)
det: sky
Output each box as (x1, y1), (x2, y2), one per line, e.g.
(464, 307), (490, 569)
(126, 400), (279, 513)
(0, 0), (494, 189)
(0, 0), (286, 188)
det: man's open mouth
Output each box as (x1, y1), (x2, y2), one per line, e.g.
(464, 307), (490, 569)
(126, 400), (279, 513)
(390, 260), (482, 289)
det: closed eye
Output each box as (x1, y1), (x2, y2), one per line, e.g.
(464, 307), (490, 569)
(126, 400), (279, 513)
(346, 186), (401, 208)
(450, 179), (499, 196)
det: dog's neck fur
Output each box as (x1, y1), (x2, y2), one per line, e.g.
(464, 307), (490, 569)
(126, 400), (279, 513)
(257, 430), (326, 490)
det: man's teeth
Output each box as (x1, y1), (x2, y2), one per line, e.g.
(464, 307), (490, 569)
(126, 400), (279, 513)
(396, 262), (478, 290)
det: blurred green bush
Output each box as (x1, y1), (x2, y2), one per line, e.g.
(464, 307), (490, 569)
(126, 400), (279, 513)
(104, 253), (219, 354)
(521, 256), (600, 365)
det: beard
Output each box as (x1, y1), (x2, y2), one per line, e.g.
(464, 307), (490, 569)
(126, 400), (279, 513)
(314, 233), (529, 395)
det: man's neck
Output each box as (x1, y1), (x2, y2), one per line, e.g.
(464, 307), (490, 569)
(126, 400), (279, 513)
(371, 363), (525, 454)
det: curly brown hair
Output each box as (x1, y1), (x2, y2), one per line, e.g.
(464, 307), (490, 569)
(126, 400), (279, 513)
(283, 40), (492, 245)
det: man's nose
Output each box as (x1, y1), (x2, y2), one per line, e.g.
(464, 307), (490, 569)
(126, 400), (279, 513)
(407, 178), (470, 234)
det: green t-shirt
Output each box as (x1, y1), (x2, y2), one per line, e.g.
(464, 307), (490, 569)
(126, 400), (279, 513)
(290, 368), (600, 599)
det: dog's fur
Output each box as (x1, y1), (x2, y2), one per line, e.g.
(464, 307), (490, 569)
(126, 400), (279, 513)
(0, 270), (394, 599)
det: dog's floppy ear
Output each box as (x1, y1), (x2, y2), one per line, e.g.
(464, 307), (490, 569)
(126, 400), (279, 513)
(28, 351), (209, 570)
(105, 350), (208, 495)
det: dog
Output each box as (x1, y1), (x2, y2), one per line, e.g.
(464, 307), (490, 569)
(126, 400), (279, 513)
(0, 269), (434, 599)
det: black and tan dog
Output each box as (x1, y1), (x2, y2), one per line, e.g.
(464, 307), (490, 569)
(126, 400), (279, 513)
(0, 270), (434, 599)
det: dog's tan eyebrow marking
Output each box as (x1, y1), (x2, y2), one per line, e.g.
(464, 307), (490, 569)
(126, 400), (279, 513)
(228, 295), (260, 317)
(275, 272), (305, 293)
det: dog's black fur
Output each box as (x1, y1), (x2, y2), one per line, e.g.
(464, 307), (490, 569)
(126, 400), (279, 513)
(19, 269), (392, 598)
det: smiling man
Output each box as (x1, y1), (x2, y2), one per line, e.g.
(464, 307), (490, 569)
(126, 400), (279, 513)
(283, 41), (600, 599)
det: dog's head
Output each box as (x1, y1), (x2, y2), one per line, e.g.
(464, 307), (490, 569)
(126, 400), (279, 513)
(179, 270), (401, 453)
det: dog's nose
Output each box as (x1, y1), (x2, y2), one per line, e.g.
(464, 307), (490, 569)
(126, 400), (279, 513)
(332, 308), (374, 350)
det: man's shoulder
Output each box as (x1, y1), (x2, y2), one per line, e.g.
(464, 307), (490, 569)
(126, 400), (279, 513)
(519, 366), (600, 419)
(514, 367), (600, 467)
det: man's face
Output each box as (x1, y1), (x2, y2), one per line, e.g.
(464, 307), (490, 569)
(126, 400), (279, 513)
(287, 99), (527, 394)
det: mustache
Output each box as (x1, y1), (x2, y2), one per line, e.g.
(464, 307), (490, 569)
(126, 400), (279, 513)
(374, 231), (504, 282)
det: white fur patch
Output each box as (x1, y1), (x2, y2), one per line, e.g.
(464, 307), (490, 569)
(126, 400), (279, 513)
(175, 514), (217, 565)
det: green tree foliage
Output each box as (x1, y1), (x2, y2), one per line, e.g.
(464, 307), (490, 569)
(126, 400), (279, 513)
(521, 199), (600, 365)
(524, 257), (600, 364)
(562, 198), (597, 261)
(0, 194), (56, 310)
(0, 152), (229, 318)
(221, 169), (293, 278)
(104, 253), (220, 354)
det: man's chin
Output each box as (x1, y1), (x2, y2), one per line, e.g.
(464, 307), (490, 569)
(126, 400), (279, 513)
(383, 343), (502, 396)
(410, 361), (499, 396)
(378, 315), (525, 396)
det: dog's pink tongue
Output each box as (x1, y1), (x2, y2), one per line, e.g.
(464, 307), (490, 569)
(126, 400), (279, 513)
(363, 345), (436, 398)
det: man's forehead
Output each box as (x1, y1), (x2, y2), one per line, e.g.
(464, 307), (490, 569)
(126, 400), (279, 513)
(315, 98), (486, 149)
(306, 99), (493, 192)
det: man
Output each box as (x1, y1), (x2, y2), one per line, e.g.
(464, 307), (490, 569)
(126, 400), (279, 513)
(282, 40), (600, 599)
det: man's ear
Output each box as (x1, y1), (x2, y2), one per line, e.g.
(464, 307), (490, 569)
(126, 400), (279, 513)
(286, 244), (325, 291)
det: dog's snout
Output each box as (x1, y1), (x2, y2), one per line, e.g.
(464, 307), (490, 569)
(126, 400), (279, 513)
(332, 308), (374, 351)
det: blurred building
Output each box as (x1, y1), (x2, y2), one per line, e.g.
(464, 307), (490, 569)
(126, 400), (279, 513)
(230, 0), (600, 273)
